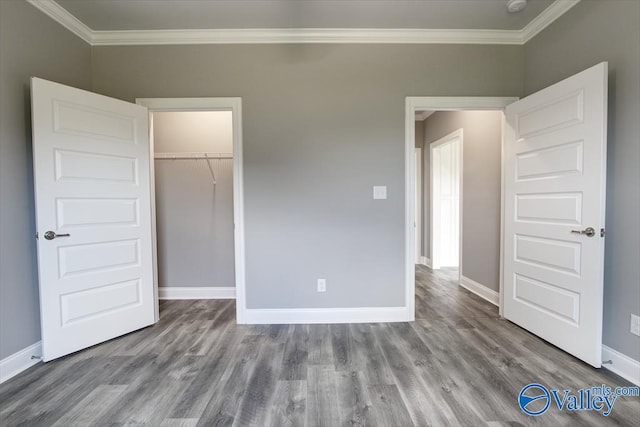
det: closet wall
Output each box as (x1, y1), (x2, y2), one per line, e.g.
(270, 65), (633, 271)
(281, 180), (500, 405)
(153, 111), (235, 288)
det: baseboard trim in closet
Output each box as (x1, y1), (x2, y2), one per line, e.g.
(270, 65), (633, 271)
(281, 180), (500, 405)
(158, 286), (236, 300)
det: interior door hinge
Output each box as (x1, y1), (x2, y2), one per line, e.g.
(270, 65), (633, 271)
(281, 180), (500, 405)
(600, 228), (605, 238)
(35, 232), (39, 239)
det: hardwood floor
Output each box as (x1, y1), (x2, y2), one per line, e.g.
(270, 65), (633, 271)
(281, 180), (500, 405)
(1, 266), (638, 426)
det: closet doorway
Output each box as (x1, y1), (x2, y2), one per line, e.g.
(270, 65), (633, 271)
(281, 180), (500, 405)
(136, 98), (247, 323)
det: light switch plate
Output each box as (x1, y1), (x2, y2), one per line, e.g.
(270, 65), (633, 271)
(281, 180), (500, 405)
(373, 186), (387, 200)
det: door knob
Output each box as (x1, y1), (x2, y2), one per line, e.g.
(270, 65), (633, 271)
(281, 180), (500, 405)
(44, 231), (71, 240)
(570, 227), (596, 237)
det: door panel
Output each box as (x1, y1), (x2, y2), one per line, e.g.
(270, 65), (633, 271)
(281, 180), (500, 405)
(31, 78), (156, 362)
(503, 62), (607, 367)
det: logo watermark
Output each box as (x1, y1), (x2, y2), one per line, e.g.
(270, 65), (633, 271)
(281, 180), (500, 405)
(518, 383), (639, 417)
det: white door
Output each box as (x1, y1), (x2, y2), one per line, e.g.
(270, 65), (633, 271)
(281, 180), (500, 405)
(31, 78), (156, 362)
(431, 130), (461, 269)
(503, 62), (607, 367)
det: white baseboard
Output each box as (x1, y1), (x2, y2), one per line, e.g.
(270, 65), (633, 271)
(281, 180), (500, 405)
(0, 341), (42, 384)
(243, 306), (411, 324)
(159, 286), (236, 300)
(459, 275), (499, 306)
(418, 256), (432, 268)
(602, 345), (640, 386)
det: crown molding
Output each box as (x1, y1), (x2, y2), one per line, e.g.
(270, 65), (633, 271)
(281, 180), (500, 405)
(520, 0), (581, 43)
(90, 28), (523, 46)
(27, 0), (93, 44)
(27, 0), (581, 46)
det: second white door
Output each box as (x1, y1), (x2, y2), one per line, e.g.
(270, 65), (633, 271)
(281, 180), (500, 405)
(503, 62), (608, 367)
(431, 130), (461, 269)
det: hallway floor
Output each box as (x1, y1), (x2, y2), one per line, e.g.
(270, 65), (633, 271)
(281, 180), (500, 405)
(0, 266), (638, 426)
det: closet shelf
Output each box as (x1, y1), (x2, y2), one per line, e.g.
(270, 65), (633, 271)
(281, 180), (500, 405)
(154, 152), (233, 160)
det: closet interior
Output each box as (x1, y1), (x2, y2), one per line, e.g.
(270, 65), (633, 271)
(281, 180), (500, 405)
(152, 111), (235, 289)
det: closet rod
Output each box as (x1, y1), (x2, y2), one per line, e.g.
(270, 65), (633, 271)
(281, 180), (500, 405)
(154, 152), (233, 160)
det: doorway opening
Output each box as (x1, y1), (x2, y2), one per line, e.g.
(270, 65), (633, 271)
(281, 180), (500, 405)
(152, 111), (235, 297)
(136, 98), (247, 324)
(405, 97), (517, 319)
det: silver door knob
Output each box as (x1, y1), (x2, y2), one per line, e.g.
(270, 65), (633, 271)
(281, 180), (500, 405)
(44, 231), (71, 240)
(570, 227), (596, 237)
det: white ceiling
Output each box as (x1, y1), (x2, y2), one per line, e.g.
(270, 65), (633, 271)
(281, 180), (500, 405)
(55, 0), (555, 31)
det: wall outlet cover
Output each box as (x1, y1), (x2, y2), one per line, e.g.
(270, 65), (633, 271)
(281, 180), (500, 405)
(317, 279), (326, 293)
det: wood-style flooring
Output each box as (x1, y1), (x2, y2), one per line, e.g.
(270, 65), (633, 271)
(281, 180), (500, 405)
(1, 266), (638, 426)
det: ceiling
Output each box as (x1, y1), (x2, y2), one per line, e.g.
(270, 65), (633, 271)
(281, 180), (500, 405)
(28, 0), (581, 45)
(54, 0), (555, 32)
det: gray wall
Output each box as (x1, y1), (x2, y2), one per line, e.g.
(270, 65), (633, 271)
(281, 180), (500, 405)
(423, 111), (503, 291)
(91, 44), (523, 309)
(154, 159), (235, 288)
(0, 0), (92, 359)
(153, 111), (233, 153)
(524, 0), (640, 360)
(153, 112), (235, 287)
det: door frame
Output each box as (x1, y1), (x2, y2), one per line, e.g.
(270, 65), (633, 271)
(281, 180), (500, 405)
(405, 97), (518, 318)
(430, 128), (462, 272)
(415, 147), (422, 263)
(136, 97), (247, 323)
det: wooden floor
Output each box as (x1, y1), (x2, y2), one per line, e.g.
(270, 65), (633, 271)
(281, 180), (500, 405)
(1, 266), (638, 426)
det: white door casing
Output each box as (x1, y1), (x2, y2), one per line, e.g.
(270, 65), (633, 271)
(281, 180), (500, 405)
(415, 148), (422, 263)
(135, 97), (246, 324)
(503, 62), (608, 367)
(31, 78), (156, 362)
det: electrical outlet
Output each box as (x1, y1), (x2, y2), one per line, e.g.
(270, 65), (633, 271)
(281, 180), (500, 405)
(317, 279), (326, 293)
(631, 314), (640, 337)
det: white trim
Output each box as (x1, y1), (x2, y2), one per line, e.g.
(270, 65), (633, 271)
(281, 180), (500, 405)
(459, 275), (500, 307)
(148, 111), (160, 323)
(0, 341), (42, 384)
(415, 147), (422, 264)
(26, 0), (93, 44)
(89, 28), (522, 46)
(405, 97), (517, 321)
(158, 287), (236, 300)
(404, 104), (417, 321)
(27, 0), (581, 46)
(499, 113), (507, 317)
(418, 256), (432, 268)
(135, 97), (247, 324)
(409, 97), (520, 111)
(244, 307), (410, 324)
(602, 345), (640, 386)
(521, 0), (582, 43)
